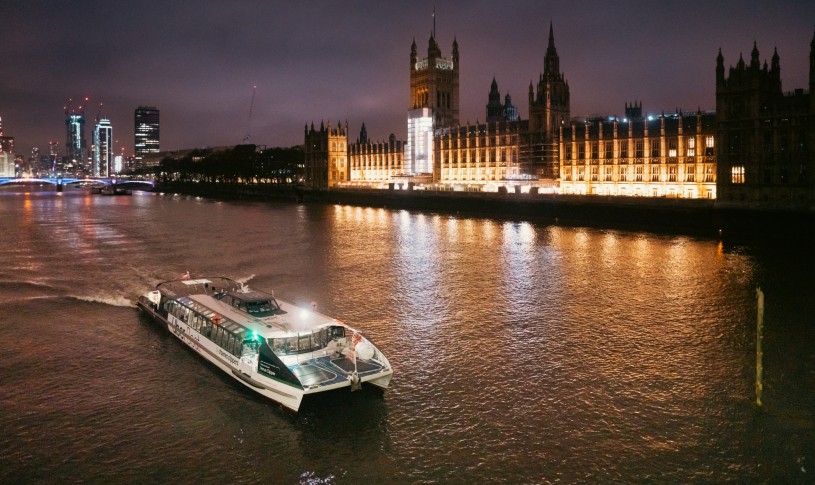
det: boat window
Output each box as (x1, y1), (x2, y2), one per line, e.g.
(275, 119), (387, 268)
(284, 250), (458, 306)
(241, 340), (259, 356)
(312, 328), (329, 348)
(329, 326), (346, 339)
(270, 328), (331, 356)
(245, 300), (272, 314)
(298, 333), (311, 352)
(277, 336), (296, 354)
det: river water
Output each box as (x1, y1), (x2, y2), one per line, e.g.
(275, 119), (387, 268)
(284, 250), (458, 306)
(0, 186), (812, 484)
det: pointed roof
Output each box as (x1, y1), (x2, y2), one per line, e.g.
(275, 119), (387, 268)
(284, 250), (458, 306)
(546, 21), (557, 57)
(543, 21), (561, 81)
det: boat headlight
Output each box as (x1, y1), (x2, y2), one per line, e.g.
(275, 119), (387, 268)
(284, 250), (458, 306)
(300, 309), (310, 320)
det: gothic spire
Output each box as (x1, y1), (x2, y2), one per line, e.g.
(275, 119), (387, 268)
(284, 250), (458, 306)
(543, 21), (561, 81)
(750, 41), (760, 69)
(716, 48), (725, 86)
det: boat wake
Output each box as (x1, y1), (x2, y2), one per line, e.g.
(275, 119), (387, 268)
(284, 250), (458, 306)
(237, 274), (256, 285)
(67, 294), (136, 308)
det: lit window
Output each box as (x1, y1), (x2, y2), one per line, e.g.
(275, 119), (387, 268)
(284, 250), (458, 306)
(706, 136), (715, 148)
(731, 165), (745, 184)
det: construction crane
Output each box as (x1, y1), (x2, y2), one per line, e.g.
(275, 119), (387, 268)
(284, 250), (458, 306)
(243, 84), (256, 143)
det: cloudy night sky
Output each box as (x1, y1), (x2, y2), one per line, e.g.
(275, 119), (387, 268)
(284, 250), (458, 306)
(2, 0), (814, 156)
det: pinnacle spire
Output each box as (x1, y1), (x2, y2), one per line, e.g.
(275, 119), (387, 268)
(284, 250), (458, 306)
(548, 21), (554, 47)
(543, 21), (561, 80)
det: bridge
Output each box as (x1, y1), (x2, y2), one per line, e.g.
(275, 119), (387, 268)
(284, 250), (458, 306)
(0, 177), (155, 189)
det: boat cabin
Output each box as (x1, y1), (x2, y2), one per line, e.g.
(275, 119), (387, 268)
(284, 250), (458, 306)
(218, 289), (286, 317)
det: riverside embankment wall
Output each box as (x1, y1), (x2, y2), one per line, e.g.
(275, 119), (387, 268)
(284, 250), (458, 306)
(156, 182), (814, 241)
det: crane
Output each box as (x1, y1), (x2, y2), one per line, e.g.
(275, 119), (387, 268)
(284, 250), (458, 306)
(243, 84), (256, 143)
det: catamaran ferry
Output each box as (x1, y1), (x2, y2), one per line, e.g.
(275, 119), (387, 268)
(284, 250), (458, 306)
(137, 276), (393, 412)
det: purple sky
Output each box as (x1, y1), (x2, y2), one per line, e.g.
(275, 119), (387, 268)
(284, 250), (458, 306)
(2, 0), (814, 156)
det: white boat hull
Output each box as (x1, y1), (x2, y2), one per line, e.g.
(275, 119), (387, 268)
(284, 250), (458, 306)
(138, 297), (392, 412)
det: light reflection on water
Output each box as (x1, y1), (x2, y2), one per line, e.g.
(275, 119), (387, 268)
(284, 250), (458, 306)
(0, 191), (812, 483)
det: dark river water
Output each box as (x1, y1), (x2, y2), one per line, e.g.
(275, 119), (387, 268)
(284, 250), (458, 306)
(0, 186), (813, 484)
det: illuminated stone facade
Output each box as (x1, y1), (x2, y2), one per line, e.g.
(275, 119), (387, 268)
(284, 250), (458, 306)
(348, 124), (404, 186)
(304, 121), (348, 188)
(305, 24), (570, 191)
(560, 107), (717, 199)
(410, 35), (459, 128)
(525, 23), (570, 180)
(436, 120), (524, 188)
(715, 36), (815, 208)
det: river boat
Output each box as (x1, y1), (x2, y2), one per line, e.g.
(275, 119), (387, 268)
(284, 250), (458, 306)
(100, 185), (131, 195)
(137, 276), (393, 412)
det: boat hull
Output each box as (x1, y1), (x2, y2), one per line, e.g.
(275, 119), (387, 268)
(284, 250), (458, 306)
(137, 297), (392, 412)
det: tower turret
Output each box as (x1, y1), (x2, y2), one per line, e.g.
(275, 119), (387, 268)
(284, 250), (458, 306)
(453, 37), (459, 64)
(716, 48), (725, 88)
(750, 41), (760, 70)
(359, 122), (368, 144)
(528, 21), (570, 179)
(543, 21), (560, 80)
(486, 77), (503, 122)
(408, 21), (459, 127)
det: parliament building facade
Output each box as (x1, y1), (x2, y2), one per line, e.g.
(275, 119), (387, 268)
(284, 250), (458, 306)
(559, 104), (717, 199)
(304, 23), (815, 209)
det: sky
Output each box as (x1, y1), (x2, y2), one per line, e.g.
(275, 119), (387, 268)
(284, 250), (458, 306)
(2, 0), (814, 156)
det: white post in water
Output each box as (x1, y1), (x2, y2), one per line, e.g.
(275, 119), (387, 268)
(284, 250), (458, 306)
(756, 287), (764, 408)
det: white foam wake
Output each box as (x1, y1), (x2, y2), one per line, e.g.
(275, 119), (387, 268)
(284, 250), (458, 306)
(68, 294), (137, 308)
(237, 274), (256, 284)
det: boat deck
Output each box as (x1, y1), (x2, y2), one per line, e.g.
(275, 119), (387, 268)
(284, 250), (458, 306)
(157, 277), (242, 299)
(290, 355), (385, 388)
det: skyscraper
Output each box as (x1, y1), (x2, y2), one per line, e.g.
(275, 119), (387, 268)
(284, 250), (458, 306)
(65, 102), (87, 174)
(93, 118), (113, 177)
(134, 106), (160, 167)
(0, 116), (14, 153)
(0, 116), (15, 177)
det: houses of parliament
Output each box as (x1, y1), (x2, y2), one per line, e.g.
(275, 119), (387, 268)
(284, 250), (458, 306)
(305, 23), (815, 210)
